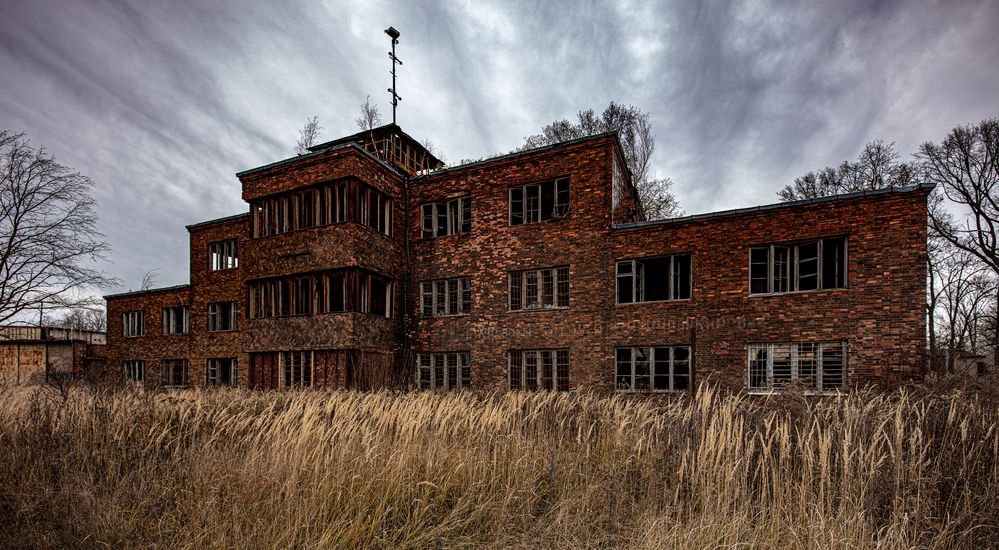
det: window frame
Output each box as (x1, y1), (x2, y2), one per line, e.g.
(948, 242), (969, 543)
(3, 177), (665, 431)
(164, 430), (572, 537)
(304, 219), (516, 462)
(508, 266), (570, 312)
(208, 239), (239, 271)
(206, 358), (238, 387)
(746, 341), (848, 393)
(122, 310), (145, 338)
(507, 349), (570, 391)
(614, 346), (691, 393)
(420, 195), (472, 239)
(416, 352), (472, 390)
(162, 306), (188, 335)
(748, 237), (849, 296)
(419, 277), (472, 317)
(508, 177), (570, 226)
(161, 359), (189, 388)
(123, 360), (144, 382)
(615, 254), (692, 305)
(280, 351), (314, 389)
(207, 302), (238, 332)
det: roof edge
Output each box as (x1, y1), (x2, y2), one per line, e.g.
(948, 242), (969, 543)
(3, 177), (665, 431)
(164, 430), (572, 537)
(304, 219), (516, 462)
(235, 142), (405, 179)
(185, 212), (249, 231)
(612, 183), (935, 230)
(104, 283), (191, 300)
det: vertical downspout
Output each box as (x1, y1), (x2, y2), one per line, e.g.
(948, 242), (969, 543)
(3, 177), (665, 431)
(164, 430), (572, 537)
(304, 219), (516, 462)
(401, 174), (413, 390)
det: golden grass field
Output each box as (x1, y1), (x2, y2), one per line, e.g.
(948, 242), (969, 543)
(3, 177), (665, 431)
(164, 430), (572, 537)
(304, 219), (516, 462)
(1, 382), (998, 548)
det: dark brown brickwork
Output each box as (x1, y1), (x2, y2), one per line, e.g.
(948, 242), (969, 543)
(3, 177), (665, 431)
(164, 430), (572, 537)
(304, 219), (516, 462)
(105, 285), (191, 388)
(106, 127), (930, 393)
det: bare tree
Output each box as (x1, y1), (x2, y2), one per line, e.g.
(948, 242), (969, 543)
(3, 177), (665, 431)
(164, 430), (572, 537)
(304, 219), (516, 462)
(0, 130), (114, 325)
(139, 269), (159, 291)
(50, 305), (107, 332)
(355, 96), (382, 131)
(524, 102), (682, 220)
(933, 247), (994, 372)
(294, 116), (323, 155)
(778, 140), (917, 201)
(922, 118), (999, 367)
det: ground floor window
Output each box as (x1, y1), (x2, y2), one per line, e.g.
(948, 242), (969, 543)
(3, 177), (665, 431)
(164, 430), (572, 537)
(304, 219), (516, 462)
(416, 352), (471, 389)
(748, 341), (846, 392)
(281, 351), (313, 388)
(615, 346), (690, 392)
(161, 359), (188, 387)
(123, 360), (144, 382)
(207, 358), (238, 387)
(508, 349), (569, 391)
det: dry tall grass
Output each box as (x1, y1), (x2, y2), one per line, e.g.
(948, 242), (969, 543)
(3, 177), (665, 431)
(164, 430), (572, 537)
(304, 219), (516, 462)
(1, 382), (997, 548)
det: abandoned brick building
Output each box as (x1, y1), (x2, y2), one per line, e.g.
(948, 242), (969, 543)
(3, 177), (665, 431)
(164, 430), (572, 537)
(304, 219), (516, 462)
(105, 124), (930, 393)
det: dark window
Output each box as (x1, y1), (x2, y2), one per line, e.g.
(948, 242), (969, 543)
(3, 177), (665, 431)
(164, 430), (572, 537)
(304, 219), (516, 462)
(280, 351), (312, 388)
(419, 277), (471, 317)
(162, 307), (188, 335)
(248, 269), (388, 318)
(509, 267), (569, 311)
(416, 352), (471, 389)
(509, 349), (569, 391)
(509, 178), (570, 225)
(749, 237), (847, 294)
(162, 359), (188, 387)
(123, 360), (144, 382)
(208, 240), (238, 271)
(207, 302), (237, 332)
(206, 358), (237, 387)
(747, 341), (846, 392)
(616, 346), (690, 392)
(122, 310), (144, 337)
(616, 255), (691, 303)
(421, 196), (471, 238)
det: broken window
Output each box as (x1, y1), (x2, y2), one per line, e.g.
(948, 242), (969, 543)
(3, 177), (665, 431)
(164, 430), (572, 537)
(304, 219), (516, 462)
(509, 178), (570, 225)
(616, 254), (691, 303)
(359, 185), (392, 236)
(123, 360), (144, 382)
(206, 358), (237, 387)
(360, 272), (393, 317)
(509, 267), (569, 311)
(207, 302), (237, 332)
(420, 277), (471, 317)
(249, 269), (391, 319)
(416, 352), (471, 390)
(508, 349), (569, 391)
(746, 341), (847, 392)
(122, 310), (144, 337)
(421, 196), (472, 238)
(315, 272), (347, 314)
(615, 346), (691, 392)
(208, 239), (238, 271)
(748, 237), (847, 295)
(251, 181), (355, 238)
(280, 351), (312, 388)
(162, 306), (188, 335)
(161, 359), (188, 387)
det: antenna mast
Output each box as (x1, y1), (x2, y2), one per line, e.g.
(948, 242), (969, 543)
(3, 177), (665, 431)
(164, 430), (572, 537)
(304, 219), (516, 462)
(385, 26), (402, 125)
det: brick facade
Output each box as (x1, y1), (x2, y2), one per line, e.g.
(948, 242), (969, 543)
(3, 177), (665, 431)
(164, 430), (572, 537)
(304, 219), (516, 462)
(105, 124), (930, 393)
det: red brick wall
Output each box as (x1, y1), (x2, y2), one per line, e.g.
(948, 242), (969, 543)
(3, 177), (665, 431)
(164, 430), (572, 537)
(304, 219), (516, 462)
(105, 286), (191, 388)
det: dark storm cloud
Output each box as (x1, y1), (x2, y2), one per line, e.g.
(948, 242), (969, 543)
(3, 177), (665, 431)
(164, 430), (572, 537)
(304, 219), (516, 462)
(0, 0), (997, 293)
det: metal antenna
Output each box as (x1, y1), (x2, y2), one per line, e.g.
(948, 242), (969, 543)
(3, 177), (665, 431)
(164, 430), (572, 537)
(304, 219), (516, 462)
(385, 26), (402, 125)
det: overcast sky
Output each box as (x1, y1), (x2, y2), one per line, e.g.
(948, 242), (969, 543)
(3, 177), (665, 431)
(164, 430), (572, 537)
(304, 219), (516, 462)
(1, 0), (997, 293)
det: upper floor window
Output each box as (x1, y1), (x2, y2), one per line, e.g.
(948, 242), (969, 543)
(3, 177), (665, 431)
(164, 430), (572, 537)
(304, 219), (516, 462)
(208, 240), (238, 271)
(509, 266), (569, 311)
(420, 277), (471, 317)
(248, 269), (373, 319)
(207, 302), (238, 332)
(359, 185), (392, 236)
(122, 310), (144, 337)
(280, 351), (313, 388)
(508, 349), (569, 391)
(421, 196), (471, 238)
(749, 237), (846, 295)
(251, 181), (349, 238)
(748, 341), (846, 392)
(615, 346), (690, 392)
(417, 352), (471, 390)
(162, 359), (188, 387)
(616, 254), (692, 304)
(360, 273), (393, 317)
(162, 306), (188, 335)
(509, 177), (570, 226)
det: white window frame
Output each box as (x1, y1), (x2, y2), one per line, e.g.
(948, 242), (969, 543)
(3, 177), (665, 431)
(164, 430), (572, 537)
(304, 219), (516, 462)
(508, 267), (569, 311)
(746, 342), (847, 393)
(420, 277), (471, 317)
(614, 346), (691, 393)
(206, 358), (238, 387)
(122, 310), (144, 337)
(280, 351), (314, 388)
(748, 238), (848, 296)
(421, 196), (471, 238)
(416, 352), (472, 390)
(507, 349), (570, 391)
(123, 360), (144, 382)
(615, 255), (692, 304)
(162, 306), (189, 335)
(508, 178), (570, 226)
(208, 239), (238, 271)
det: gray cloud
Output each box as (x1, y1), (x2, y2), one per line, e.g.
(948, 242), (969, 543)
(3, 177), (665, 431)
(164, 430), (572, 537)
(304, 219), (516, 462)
(0, 0), (996, 293)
